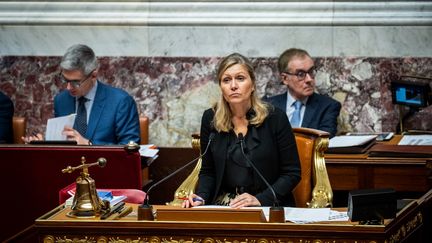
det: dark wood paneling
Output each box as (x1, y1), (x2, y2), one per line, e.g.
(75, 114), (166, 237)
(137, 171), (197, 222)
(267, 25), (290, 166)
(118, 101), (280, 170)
(147, 147), (200, 205)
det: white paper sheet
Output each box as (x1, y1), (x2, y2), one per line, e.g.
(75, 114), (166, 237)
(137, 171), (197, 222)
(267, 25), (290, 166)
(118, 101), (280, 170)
(398, 135), (432, 145)
(195, 206), (344, 223)
(329, 135), (377, 148)
(284, 207), (331, 223)
(45, 114), (76, 140)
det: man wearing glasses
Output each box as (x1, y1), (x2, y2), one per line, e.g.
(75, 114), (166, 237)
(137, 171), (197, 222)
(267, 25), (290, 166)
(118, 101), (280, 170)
(23, 44), (140, 145)
(265, 48), (341, 137)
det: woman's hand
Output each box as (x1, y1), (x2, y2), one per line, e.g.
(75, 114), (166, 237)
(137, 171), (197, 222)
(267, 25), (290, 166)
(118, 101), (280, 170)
(230, 193), (261, 209)
(181, 193), (205, 208)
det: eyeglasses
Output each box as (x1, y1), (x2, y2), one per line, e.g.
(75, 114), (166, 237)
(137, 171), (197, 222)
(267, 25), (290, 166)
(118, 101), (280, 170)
(60, 70), (94, 88)
(283, 67), (316, 81)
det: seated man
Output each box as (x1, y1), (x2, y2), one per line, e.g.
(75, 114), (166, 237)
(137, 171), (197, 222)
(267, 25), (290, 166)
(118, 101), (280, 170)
(265, 48), (341, 137)
(0, 91), (14, 144)
(23, 44), (140, 145)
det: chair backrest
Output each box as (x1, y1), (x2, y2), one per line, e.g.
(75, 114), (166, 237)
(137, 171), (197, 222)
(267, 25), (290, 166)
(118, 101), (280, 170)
(139, 115), (151, 187)
(168, 128), (333, 208)
(292, 127), (333, 208)
(139, 116), (149, 144)
(12, 116), (26, 144)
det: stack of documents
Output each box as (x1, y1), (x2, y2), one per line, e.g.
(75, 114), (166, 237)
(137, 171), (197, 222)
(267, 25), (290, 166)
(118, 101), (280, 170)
(327, 135), (377, 154)
(284, 207), (349, 224)
(65, 190), (126, 208)
(139, 144), (159, 166)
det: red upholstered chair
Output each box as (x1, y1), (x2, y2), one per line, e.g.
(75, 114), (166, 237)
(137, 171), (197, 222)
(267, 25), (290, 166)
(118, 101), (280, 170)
(59, 182), (146, 205)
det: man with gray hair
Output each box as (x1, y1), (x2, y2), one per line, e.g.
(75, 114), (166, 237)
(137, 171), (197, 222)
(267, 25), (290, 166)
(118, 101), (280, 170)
(24, 44), (140, 145)
(265, 48), (341, 137)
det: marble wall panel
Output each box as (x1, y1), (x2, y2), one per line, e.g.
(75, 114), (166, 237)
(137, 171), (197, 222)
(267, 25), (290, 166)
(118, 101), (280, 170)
(2, 26), (432, 58)
(1, 56), (431, 147)
(1, 1), (432, 57)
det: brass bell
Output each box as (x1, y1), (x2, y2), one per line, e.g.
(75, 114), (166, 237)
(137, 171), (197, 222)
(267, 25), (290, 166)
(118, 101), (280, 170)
(62, 156), (109, 218)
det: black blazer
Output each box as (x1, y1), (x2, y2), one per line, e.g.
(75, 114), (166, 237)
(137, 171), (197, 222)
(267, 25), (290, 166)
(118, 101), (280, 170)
(265, 92), (341, 138)
(0, 91), (14, 144)
(196, 106), (301, 206)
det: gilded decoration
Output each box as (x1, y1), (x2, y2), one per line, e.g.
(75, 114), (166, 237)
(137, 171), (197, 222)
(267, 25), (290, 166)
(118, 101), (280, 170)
(44, 235), (97, 243)
(43, 234), (428, 243)
(307, 136), (333, 208)
(108, 237), (146, 243)
(387, 212), (423, 243)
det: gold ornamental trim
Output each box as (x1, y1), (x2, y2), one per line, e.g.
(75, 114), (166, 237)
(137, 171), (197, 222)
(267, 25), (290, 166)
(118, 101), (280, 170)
(42, 235), (395, 243)
(387, 212), (423, 243)
(307, 136), (333, 208)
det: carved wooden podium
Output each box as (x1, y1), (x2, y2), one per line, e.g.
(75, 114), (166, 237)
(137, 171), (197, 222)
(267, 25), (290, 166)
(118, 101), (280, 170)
(31, 189), (432, 243)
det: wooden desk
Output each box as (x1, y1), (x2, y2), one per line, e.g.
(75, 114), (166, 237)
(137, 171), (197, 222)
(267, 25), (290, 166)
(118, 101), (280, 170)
(325, 136), (432, 193)
(325, 155), (431, 192)
(32, 190), (432, 243)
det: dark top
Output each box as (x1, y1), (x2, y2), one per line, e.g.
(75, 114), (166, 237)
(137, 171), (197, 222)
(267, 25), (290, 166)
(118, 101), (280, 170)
(0, 91), (14, 144)
(196, 106), (301, 206)
(265, 92), (341, 138)
(221, 131), (255, 194)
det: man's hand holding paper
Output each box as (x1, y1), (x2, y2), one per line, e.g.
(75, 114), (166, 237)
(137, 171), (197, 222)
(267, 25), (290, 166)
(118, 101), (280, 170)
(45, 114), (76, 140)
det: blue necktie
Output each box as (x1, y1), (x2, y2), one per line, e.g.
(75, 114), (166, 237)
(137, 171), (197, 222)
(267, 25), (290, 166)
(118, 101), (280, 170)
(290, 100), (302, 127)
(74, 96), (88, 136)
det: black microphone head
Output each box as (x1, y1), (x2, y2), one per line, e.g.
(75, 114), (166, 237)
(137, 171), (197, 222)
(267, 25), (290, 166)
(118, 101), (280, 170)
(238, 133), (244, 140)
(209, 132), (216, 140)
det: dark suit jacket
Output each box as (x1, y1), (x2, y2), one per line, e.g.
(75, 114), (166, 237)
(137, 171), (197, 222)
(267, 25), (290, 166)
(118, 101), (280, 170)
(0, 92), (14, 144)
(196, 107), (301, 206)
(265, 92), (341, 137)
(54, 81), (140, 145)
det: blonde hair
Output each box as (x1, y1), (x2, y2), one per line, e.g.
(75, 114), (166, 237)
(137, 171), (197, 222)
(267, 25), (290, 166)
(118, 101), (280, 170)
(212, 53), (269, 132)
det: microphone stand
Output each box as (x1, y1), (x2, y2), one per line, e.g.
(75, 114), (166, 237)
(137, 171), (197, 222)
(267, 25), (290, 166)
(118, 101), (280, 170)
(138, 133), (215, 220)
(238, 133), (285, 223)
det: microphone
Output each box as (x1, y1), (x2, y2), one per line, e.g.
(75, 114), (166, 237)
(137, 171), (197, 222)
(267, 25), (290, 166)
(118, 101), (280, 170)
(238, 133), (285, 223)
(138, 132), (215, 220)
(237, 133), (279, 207)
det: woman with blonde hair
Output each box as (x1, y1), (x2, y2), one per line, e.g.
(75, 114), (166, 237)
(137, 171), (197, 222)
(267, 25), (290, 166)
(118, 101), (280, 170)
(183, 53), (301, 208)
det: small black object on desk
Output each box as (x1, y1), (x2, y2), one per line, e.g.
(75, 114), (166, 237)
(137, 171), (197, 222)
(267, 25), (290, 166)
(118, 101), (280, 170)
(100, 202), (125, 220)
(347, 188), (396, 225)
